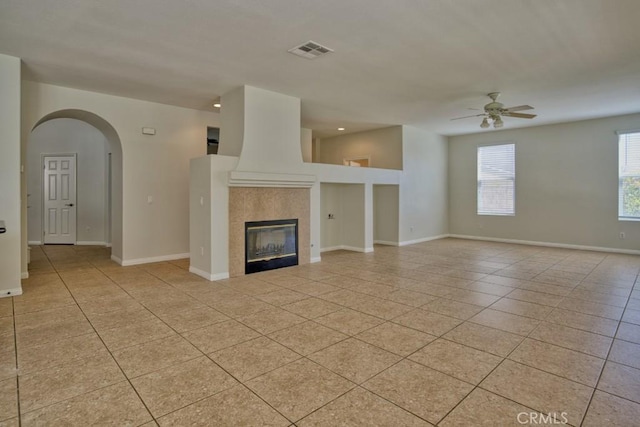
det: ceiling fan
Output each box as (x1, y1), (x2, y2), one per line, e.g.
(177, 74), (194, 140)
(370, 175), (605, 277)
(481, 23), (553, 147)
(452, 92), (536, 129)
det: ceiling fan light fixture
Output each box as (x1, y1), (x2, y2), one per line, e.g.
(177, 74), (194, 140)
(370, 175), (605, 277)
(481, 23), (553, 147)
(451, 93), (536, 128)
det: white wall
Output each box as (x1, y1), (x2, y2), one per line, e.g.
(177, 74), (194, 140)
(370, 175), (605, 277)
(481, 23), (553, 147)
(22, 81), (218, 265)
(320, 183), (342, 250)
(0, 54), (22, 296)
(316, 126), (447, 249)
(301, 128), (312, 162)
(190, 157), (212, 275)
(226, 86), (305, 174)
(310, 163), (400, 260)
(374, 185), (400, 244)
(312, 137), (321, 162)
(319, 183), (367, 251)
(189, 155), (238, 280)
(218, 86), (244, 157)
(399, 126), (449, 243)
(317, 126), (403, 170)
(28, 118), (109, 244)
(449, 113), (640, 251)
(342, 184), (367, 250)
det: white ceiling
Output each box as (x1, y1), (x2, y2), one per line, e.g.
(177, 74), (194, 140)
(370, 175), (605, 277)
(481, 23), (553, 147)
(1, 0), (640, 137)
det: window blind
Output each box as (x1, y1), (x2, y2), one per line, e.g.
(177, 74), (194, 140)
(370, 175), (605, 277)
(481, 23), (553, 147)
(618, 131), (640, 220)
(477, 143), (515, 215)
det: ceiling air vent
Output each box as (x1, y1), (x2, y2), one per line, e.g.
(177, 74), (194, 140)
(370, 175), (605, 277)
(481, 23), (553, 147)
(288, 41), (333, 59)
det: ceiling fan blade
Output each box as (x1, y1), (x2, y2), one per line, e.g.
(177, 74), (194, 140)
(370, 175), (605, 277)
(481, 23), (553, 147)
(503, 112), (537, 119)
(504, 105), (534, 112)
(450, 113), (485, 121)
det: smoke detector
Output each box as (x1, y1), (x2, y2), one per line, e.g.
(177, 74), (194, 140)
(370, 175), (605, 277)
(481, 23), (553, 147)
(288, 41), (333, 59)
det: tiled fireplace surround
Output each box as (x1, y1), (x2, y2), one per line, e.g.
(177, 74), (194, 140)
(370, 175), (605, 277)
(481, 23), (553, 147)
(228, 187), (311, 277)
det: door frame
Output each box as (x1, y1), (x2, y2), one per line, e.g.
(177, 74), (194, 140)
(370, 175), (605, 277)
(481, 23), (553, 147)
(42, 153), (77, 244)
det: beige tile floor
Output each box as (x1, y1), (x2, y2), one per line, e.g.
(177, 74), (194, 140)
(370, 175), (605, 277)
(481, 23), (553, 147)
(1, 239), (639, 426)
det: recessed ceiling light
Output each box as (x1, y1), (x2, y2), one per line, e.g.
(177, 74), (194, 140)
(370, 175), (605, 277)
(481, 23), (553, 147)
(213, 103), (221, 108)
(338, 127), (345, 131)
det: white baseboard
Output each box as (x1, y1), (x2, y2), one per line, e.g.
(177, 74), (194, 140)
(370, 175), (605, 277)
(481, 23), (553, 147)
(316, 234), (639, 257)
(21, 272), (29, 279)
(311, 256), (322, 263)
(449, 234), (640, 256)
(374, 240), (399, 246)
(189, 266), (229, 281)
(399, 234), (449, 246)
(320, 245), (343, 253)
(29, 240), (109, 246)
(0, 287), (23, 298)
(342, 245), (370, 253)
(111, 254), (123, 265)
(118, 253), (190, 267)
(320, 245), (371, 253)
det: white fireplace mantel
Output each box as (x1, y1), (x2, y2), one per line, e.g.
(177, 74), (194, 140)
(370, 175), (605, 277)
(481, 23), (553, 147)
(227, 170), (316, 188)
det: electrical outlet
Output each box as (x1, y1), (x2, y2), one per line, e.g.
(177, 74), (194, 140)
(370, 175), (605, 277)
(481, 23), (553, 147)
(620, 232), (626, 240)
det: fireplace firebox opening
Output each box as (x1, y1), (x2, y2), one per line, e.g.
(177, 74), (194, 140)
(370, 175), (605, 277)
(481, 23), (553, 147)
(245, 219), (298, 274)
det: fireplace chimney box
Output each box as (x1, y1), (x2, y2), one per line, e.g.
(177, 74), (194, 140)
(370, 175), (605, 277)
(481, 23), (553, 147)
(219, 85), (306, 175)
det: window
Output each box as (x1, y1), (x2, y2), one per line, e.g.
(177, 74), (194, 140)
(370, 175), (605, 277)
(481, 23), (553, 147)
(618, 130), (640, 220)
(477, 143), (515, 215)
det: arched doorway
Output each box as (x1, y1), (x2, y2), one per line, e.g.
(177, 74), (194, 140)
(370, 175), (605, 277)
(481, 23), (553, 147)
(26, 109), (123, 263)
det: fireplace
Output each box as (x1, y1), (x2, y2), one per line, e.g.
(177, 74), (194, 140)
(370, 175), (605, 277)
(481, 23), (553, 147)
(245, 219), (298, 274)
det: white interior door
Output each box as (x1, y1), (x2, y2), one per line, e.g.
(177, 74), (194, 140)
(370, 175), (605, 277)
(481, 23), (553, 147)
(43, 155), (77, 244)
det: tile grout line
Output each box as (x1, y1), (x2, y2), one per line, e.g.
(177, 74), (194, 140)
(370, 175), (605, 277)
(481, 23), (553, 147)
(356, 293), (555, 425)
(579, 272), (640, 426)
(18, 242), (640, 425)
(562, 252), (615, 427)
(87, 259), (290, 425)
(213, 287), (438, 424)
(11, 295), (22, 427)
(165, 247), (624, 424)
(278, 247), (621, 414)
(433, 252), (602, 426)
(32, 247), (159, 424)
(285, 259), (531, 426)
(96, 256), (320, 424)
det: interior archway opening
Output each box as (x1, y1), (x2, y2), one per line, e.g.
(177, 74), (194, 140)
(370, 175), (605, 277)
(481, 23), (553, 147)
(26, 109), (123, 264)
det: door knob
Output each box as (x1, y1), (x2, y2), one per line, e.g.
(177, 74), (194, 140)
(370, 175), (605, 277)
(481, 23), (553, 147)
(65, 203), (74, 207)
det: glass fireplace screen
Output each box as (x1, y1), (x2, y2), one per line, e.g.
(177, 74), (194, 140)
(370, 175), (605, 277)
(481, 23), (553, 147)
(245, 220), (298, 263)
